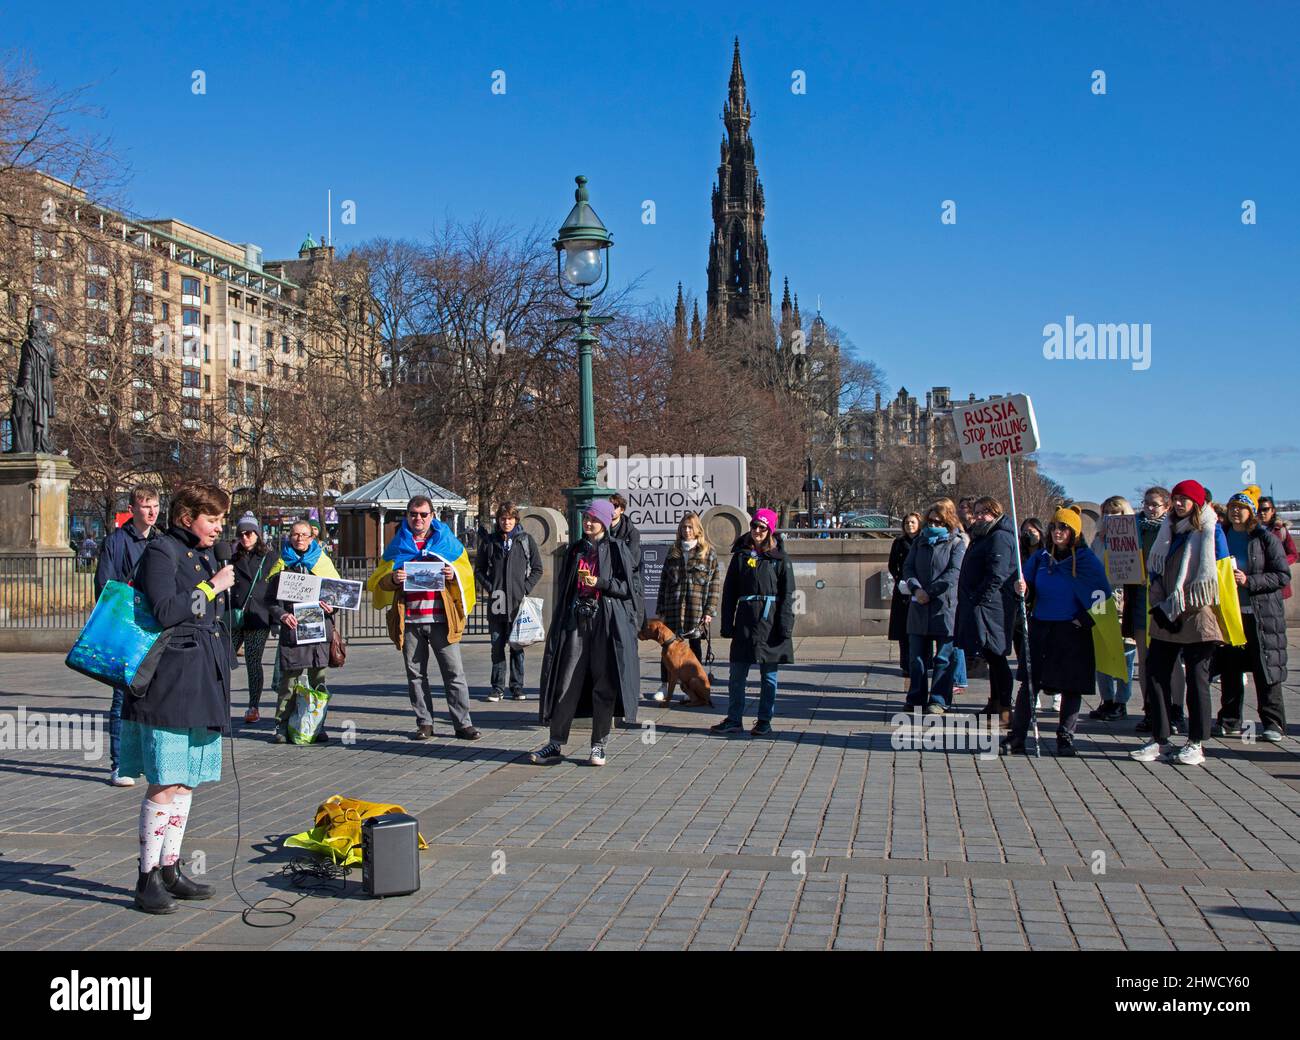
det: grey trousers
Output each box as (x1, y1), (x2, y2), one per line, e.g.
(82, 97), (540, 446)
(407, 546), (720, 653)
(403, 622), (473, 730)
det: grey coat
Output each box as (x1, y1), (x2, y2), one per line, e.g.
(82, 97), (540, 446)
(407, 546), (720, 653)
(902, 532), (966, 638)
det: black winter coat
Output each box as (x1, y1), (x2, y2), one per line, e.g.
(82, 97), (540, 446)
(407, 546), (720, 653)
(902, 533), (965, 638)
(122, 526), (232, 731)
(886, 534), (915, 641)
(1224, 525), (1291, 685)
(538, 536), (642, 726)
(955, 514), (1019, 657)
(264, 562), (336, 671)
(231, 548), (273, 629)
(608, 515), (644, 627)
(720, 533), (796, 665)
(475, 528), (543, 623)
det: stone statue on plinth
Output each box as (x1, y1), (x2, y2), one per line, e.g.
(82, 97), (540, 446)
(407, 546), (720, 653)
(8, 318), (59, 454)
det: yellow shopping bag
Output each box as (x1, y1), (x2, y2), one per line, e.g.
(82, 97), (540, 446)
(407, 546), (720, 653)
(284, 794), (428, 866)
(1091, 594), (1128, 680)
(1214, 557), (1247, 647)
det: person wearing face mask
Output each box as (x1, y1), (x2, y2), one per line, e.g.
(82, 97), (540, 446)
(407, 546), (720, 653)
(531, 500), (641, 766)
(901, 501), (965, 713)
(1212, 486), (1290, 742)
(888, 513), (923, 676)
(650, 511), (720, 703)
(120, 480), (234, 913)
(1004, 506), (1112, 756)
(1130, 480), (1232, 766)
(1134, 486), (1187, 736)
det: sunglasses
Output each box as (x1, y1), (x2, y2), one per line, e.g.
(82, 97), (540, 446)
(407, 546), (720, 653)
(239, 530), (257, 537)
(750, 522), (769, 532)
(408, 510), (431, 518)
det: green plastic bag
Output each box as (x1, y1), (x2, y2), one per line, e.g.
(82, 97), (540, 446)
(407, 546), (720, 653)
(288, 679), (331, 745)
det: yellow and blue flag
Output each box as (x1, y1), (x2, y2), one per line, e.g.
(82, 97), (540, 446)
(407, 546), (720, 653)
(367, 518), (476, 616)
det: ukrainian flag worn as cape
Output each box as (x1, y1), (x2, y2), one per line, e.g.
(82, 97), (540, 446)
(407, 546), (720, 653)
(366, 518), (475, 615)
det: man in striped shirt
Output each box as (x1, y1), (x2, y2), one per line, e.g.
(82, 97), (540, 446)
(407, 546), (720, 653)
(379, 496), (479, 741)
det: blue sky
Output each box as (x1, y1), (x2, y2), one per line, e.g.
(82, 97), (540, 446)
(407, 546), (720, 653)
(10, 0), (1299, 503)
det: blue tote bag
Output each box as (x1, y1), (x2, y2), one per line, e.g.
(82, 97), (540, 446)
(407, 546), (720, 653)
(65, 579), (169, 694)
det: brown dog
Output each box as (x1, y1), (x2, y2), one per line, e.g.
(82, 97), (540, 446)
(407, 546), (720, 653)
(639, 618), (712, 707)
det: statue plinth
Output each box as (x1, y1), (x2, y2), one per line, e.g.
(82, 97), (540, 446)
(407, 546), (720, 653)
(0, 454), (79, 557)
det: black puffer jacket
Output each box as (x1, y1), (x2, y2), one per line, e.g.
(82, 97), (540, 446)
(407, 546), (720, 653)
(954, 513), (1018, 657)
(1228, 525), (1291, 685)
(720, 533), (796, 665)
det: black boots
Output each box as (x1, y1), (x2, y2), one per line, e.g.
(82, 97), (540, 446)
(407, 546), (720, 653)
(134, 867), (178, 915)
(161, 861), (214, 900)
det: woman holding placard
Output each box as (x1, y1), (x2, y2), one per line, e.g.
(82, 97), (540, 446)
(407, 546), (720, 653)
(264, 519), (339, 744)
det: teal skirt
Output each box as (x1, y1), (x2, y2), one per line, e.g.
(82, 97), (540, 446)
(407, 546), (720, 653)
(119, 721), (223, 787)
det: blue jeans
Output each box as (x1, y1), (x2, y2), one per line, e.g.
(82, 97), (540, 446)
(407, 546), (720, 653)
(907, 634), (958, 707)
(953, 646), (967, 687)
(110, 685), (125, 770)
(1096, 642), (1137, 705)
(726, 661), (779, 724)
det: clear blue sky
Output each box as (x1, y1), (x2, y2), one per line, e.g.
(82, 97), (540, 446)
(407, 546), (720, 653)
(10, 0), (1299, 503)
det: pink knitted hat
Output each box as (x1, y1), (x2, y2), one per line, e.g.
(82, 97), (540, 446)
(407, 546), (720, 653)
(753, 508), (778, 532)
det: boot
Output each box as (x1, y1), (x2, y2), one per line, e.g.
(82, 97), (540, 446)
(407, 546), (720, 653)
(160, 860), (214, 900)
(134, 867), (178, 914)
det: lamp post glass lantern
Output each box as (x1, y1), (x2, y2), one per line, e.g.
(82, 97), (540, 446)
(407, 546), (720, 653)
(554, 175), (615, 541)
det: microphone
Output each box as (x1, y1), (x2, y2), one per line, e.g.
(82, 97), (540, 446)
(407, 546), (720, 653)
(213, 540), (232, 566)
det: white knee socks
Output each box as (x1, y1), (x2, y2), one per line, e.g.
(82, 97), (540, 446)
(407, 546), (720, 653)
(159, 791), (192, 868)
(138, 792), (193, 872)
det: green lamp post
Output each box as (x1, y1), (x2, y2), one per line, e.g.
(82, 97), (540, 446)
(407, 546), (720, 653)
(554, 175), (615, 542)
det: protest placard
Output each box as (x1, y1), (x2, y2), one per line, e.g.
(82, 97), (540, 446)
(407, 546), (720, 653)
(293, 602), (327, 644)
(403, 560), (446, 592)
(276, 571), (322, 603)
(951, 394), (1040, 464)
(319, 577), (362, 611)
(1101, 513), (1144, 584)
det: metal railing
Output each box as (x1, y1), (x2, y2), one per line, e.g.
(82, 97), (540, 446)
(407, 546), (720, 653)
(0, 553), (490, 638)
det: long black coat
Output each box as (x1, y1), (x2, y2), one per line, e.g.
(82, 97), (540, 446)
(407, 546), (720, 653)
(608, 515), (644, 627)
(475, 528), (543, 623)
(955, 514), (1018, 657)
(264, 562), (336, 671)
(538, 536), (642, 726)
(720, 533), (796, 665)
(122, 526), (232, 731)
(231, 547), (273, 629)
(1225, 525), (1291, 685)
(886, 534), (915, 642)
(902, 533), (965, 638)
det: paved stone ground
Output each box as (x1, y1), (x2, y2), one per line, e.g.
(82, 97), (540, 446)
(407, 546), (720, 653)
(0, 631), (1299, 950)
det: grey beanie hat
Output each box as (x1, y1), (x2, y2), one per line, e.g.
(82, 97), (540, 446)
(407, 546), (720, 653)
(236, 511), (259, 534)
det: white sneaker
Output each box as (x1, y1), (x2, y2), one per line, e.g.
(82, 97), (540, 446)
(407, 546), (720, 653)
(1052, 694), (1062, 713)
(1129, 741), (1163, 762)
(651, 688), (667, 703)
(589, 743), (606, 767)
(1170, 742), (1205, 766)
(110, 769), (135, 787)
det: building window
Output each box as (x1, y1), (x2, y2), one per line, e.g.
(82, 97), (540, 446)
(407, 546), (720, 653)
(161, 302), (169, 320)
(204, 284), (210, 304)
(281, 364), (289, 381)
(232, 349), (241, 369)
(182, 276), (200, 297)
(228, 380), (241, 412)
(183, 307), (199, 326)
(281, 334), (289, 352)
(204, 344), (210, 362)
(203, 315), (210, 333)
(265, 330), (273, 349)
(232, 321), (241, 341)
(203, 374), (210, 392)
(265, 358), (274, 377)
(182, 369), (201, 388)
(161, 271), (169, 291)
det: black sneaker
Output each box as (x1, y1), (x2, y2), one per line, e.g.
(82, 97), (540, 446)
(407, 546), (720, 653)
(1089, 701), (1116, 720)
(1135, 718), (1151, 734)
(528, 741), (563, 765)
(1101, 703), (1128, 721)
(486, 690), (504, 703)
(751, 720), (773, 737)
(510, 690), (527, 701)
(710, 720), (745, 734)
(1212, 719), (1243, 738)
(1055, 739), (1077, 757)
(1000, 738), (1026, 756)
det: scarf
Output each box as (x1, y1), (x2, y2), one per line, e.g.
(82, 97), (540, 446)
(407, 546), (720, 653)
(280, 538), (322, 571)
(383, 518), (466, 567)
(969, 518), (995, 539)
(1147, 504), (1219, 616)
(923, 526), (949, 545)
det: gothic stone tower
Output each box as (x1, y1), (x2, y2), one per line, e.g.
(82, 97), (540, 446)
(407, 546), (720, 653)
(706, 38), (772, 336)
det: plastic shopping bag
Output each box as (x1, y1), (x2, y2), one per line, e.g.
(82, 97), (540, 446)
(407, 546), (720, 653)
(509, 596), (546, 650)
(288, 679), (332, 745)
